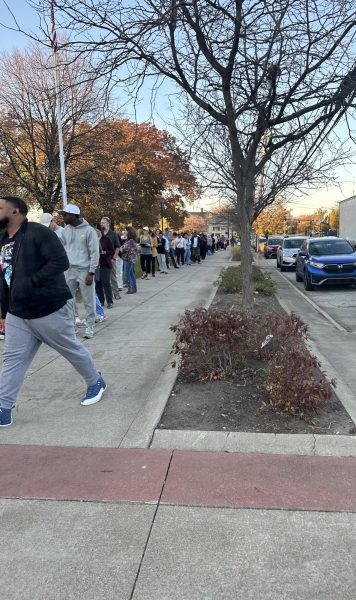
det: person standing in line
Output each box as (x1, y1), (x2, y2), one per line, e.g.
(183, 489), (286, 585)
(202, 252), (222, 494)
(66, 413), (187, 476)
(200, 232), (208, 260)
(175, 232), (186, 266)
(60, 204), (99, 339)
(0, 196), (107, 427)
(191, 231), (201, 263)
(95, 225), (115, 309)
(169, 233), (180, 268)
(100, 217), (121, 299)
(139, 226), (152, 279)
(162, 229), (171, 269)
(184, 233), (191, 265)
(207, 233), (212, 255)
(157, 230), (168, 274)
(150, 230), (158, 277)
(164, 228), (173, 244)
(116, 231), (125, 291)
(120, 226), (138, 293)
(211, 234), (216, 253)
(40, 213), (64, 238)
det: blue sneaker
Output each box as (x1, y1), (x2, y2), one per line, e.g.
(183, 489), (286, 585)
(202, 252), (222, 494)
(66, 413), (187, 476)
(81, 374), (107, 406)
(0, 408), (13, 427)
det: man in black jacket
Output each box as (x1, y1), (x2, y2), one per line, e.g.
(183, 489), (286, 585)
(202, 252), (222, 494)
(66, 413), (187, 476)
(0, 196), (107, 427)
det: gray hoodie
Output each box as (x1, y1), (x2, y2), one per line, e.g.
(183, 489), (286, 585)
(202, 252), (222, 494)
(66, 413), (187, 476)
(61, 219), (99, 273)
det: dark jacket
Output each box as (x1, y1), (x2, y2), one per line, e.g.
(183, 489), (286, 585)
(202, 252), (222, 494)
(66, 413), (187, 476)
(106, 229), (120, 250)
(157, 237), (167, 254)
(0, 220), (72, 319)
(99, 235), (114, 269)
(191, 234), (201, 248)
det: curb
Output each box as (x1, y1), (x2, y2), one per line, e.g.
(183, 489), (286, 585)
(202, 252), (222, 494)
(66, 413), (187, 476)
(150, 429), (356, 457)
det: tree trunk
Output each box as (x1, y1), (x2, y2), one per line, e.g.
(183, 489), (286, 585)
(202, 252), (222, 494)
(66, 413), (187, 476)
(237, 181), (255, 309)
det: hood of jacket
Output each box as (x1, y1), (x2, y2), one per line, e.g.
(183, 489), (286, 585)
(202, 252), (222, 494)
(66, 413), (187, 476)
(61, 219), (100, 272)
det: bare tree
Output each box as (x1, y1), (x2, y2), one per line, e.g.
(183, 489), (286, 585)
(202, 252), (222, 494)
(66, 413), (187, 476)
(27, 0), (356, 304)
(0, 43), (105, 211)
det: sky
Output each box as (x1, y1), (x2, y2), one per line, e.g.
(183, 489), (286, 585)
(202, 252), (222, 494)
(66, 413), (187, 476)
(0, 0), (355, 216)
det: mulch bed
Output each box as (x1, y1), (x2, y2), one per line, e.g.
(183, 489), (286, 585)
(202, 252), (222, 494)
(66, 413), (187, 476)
(158, 290), (356, 435)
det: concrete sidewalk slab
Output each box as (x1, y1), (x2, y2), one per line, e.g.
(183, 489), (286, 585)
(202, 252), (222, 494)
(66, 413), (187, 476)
(0, 499), (155, 600)
(0, 445), (171, 503)
(132, 505), (356, 600)
(161, 450), (356, 512)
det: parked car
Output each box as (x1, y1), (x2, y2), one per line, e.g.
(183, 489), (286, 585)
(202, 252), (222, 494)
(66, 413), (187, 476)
(295, 236), (356, 291)
(276, 236), (308, 271)
(264, 235), (283, 258)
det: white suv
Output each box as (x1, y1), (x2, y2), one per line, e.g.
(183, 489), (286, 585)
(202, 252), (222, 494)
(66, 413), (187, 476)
(276, 236), (308, 271)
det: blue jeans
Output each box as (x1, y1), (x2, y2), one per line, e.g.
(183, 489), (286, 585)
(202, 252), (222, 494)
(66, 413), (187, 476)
(124, 260), (137, 292)
(95, 295), (105, 318)
(185, 248), (191, 264)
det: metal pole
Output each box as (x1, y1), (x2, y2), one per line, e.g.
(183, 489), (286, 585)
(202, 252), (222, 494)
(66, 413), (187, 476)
(160, 198), (164, 231)
(50, 1), (68, 209)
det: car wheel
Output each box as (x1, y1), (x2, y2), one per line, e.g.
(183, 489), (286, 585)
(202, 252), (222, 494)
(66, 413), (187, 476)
(264, 254), (269, 259)
(280, 264), (286, 272)
(303, 270), (314, 291)
(295, 268), (303, 282)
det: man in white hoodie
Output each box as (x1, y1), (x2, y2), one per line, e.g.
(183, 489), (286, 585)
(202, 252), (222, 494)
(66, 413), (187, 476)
(60, 204), (99, 339)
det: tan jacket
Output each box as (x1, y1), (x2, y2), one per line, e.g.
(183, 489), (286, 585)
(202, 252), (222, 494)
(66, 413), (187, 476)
(151, 236), (158, 257)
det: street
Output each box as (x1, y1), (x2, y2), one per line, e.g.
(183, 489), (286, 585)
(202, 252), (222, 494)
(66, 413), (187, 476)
(269, 257), (356, 333)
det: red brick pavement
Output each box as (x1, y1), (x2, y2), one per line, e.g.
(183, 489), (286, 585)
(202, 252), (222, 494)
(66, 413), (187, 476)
(0, 445), (355, 512)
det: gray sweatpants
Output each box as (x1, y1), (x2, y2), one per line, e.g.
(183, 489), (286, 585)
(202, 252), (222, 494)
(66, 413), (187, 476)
(0, 300), (99, 410)
(110, 265), (119, 297)
(65, 267), (96, 329)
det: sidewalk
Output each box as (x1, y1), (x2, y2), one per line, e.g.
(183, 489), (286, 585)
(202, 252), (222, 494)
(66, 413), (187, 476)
(1, 252), (356, 600)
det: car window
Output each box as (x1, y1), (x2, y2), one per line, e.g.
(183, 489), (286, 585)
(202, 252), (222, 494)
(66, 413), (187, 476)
(283, 238), (306, 249)
(308, 239), (354, 256)
(268, 238), (283, 245)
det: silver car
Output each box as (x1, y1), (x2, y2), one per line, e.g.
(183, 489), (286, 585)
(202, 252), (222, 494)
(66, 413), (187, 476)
(276, 236), (308, 271)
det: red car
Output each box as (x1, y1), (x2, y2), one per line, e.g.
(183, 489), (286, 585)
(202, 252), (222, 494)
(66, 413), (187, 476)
(264, 236), (283, 259)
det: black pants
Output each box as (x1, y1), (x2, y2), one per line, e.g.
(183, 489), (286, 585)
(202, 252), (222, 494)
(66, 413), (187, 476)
(140, 253), (151, 275)
(176, 247), (184, 265)
(191, 247), (201, 263)
(96, 267), (113, 306)
(201, 245), (207, 260)
(169, 248), (179, 268)
(151, 255), (156, 276)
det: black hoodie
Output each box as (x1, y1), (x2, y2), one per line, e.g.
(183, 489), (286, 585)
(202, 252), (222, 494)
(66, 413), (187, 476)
(0, 220), (72, 319)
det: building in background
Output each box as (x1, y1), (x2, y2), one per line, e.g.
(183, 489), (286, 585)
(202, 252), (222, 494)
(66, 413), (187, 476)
(184, 208), (230, 236)
(339, 195), (356, 247)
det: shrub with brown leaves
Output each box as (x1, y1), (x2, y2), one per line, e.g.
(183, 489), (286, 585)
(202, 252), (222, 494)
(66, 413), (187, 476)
(171, 308), (334, 412)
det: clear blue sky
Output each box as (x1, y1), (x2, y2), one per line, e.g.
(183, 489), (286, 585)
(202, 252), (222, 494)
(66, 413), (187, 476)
(0, 0), (354, 215)
(0, 0), (40, 50)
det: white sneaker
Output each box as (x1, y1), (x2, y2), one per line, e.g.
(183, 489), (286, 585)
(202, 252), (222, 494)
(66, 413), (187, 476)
(95, 315), (106, 323)
(75, 317), (87, 328)
(83, 327), (94, 339)
(0, 333), (5, 340)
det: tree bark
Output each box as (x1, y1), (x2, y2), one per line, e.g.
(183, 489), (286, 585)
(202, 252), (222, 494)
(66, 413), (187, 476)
(237, 180), (255, 309)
